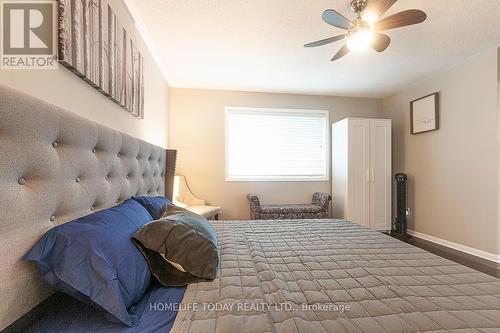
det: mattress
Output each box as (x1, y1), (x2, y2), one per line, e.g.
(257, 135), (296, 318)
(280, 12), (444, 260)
(171, 219), (500, 333)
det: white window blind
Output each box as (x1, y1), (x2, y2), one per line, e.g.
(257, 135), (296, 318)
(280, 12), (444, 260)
(225, 107), (329, 181)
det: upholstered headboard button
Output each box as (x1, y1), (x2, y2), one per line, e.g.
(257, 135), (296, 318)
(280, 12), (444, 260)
(92, 148), (96, 153)
(52, 142), (58, 148)
(50, 216), (56, 222)
(18, 178), (26, 185)
(76, 177), (81, 183)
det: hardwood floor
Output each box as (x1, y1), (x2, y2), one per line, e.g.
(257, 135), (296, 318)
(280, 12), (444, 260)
(391, 233), (500, 278)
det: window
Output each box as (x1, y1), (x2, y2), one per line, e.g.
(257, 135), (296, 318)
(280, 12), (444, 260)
(225, 107), (329, 181)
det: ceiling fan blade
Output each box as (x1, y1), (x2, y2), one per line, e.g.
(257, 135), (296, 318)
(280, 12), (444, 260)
(331, 44), (350, 61)
(304, 35), (345, 47)
(375, 9), (427, 31)
(322, 9), (351, 30)
(371, 33), (391, 52)
(364, 0), (398, 19)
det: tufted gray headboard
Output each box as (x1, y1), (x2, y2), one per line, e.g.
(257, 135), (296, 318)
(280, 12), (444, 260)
(0, 84), (176, 330)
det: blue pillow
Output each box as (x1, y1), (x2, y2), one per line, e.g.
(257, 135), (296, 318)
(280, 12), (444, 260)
(131, 196), (171, 220)
(24, 199), (154, 327)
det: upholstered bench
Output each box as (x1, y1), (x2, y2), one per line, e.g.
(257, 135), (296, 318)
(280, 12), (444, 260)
(247, 193), (331, 220)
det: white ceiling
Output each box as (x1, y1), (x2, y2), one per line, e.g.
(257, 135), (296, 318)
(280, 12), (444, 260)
(133, 0), (500, 98)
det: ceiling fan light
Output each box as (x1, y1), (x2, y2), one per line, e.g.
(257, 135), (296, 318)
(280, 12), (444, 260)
(362, 11), (378, 26)
(346, 29), (374, 51)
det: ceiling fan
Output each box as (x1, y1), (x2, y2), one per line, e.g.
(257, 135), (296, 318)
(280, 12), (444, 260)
(305, 0), (427, 61)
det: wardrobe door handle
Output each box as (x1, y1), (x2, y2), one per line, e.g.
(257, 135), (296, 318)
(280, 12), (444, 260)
(370, 168), (375, 182)
(366, 169), (370, 182)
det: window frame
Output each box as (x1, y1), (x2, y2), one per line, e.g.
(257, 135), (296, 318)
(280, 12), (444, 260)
(224, 106), (330, 182)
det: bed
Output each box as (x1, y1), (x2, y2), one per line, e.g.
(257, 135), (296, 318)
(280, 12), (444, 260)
(172, 219), (500, 332)
(1, 84), (500, 332)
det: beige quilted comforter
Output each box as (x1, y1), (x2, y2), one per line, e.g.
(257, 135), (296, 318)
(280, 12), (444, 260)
(170, 219), (500, 333)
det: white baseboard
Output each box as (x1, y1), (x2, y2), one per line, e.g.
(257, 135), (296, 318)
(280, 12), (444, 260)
(407, 230), (500, 264)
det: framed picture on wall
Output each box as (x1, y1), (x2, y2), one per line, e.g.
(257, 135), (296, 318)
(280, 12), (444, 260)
(58, 0), (145, 118)
(410, 93), (439, 134)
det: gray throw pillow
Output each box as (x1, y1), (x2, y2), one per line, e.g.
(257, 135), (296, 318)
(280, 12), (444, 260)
(132, 205), (219, 286)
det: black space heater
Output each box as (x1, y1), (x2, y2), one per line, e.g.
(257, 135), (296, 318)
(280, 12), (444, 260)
(393, 173), (410, 238)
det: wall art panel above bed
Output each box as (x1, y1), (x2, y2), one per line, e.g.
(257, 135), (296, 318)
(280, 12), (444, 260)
(58, 0), (144, 118)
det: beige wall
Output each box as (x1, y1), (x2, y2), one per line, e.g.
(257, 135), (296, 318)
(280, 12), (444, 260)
(169, 88), (383, 219)
(498, 48), (500, 256)
(383, 48), (498, 255)
(0, 0), (169, 148)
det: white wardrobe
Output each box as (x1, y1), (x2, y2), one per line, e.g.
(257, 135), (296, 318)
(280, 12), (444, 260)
(332, 118), (392, 230)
